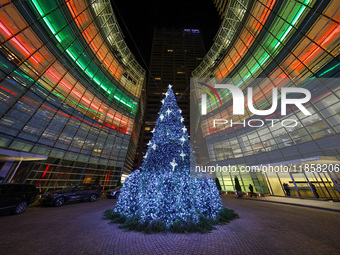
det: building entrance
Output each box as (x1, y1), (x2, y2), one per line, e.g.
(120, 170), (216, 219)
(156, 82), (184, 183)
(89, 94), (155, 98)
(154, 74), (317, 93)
(262, 157), (340, 201)
(265, 166), (340, 201)
(289, 172), (340, 200)
(290, 173), (315, 198)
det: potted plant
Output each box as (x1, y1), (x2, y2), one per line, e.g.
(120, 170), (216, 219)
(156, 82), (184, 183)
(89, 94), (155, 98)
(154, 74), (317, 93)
(215, 177), (222, 195)
(234, 176), (242, 197)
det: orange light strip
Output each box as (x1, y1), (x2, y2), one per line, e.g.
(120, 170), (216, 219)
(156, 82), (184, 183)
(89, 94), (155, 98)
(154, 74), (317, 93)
(65, 0), (137, 95)
(203, 20), (339, 136)
(290, 23), (340, 72)
(0, 21), (39, 64)
(216, 0), (276, 78)
(0, 9), (132, 133)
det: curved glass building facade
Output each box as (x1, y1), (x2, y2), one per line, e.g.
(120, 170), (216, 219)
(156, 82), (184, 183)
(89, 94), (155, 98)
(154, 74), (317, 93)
(192, 0), (340, 200)
(0, 0), (145, 189)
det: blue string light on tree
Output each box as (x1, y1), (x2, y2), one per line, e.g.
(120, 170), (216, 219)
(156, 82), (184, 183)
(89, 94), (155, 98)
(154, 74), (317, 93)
(104, 85), (238, 233)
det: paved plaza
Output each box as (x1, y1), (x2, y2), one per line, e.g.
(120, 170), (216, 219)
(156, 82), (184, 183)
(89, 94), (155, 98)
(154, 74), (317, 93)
(1, 197), (339, 255)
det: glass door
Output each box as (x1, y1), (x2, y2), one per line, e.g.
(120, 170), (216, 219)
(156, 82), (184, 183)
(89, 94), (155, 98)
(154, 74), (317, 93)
(290, 173), (315, 198)
(328, 171), (340, 200)
(313, 172), (340, 200)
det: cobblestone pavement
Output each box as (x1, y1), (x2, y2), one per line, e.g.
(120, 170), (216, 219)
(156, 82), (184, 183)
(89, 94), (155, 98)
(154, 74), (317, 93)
(1, 197), (339, 255)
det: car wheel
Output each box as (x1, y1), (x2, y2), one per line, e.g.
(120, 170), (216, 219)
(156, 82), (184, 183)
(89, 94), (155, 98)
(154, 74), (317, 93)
(89, 194), (97, 202)
(54, 197), (65, 207)
(12, 201), (28, 215)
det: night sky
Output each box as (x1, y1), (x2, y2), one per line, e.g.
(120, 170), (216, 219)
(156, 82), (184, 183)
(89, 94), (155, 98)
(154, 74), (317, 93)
(110, 0), (221, 70)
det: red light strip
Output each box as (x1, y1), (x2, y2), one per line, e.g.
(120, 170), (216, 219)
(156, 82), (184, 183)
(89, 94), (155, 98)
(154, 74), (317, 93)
(290, 23), (340, 72)
(105, 171), (110, 186)
(0, 22), (39, 64)
(36, 164), (50, 187)
(203, 13), (339, 136)
(0, 9), (131, 131)
(45, 67), (129, 126)
(8, 90), (129, 133)
(0, 86), (17, 95)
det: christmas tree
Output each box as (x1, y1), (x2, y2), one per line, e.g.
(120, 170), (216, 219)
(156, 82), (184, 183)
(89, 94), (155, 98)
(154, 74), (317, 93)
(104, 85), (238, 233)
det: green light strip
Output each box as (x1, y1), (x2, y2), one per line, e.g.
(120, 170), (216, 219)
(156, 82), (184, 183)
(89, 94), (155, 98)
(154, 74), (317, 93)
(206, 0), (312, 110)
(1, 55), (133, 130)
(32, 2), (62, 43)
(30, 0), (136, 111)
(318, 63), (340, 77)
(13, 70), (34, 82)
(236, 0), (311, 86)
(273, 0), (310, 49)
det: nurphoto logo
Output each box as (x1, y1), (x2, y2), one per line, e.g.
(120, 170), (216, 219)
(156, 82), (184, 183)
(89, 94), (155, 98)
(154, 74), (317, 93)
(196, 82), (312, 129)
(200, 84), (311, 116)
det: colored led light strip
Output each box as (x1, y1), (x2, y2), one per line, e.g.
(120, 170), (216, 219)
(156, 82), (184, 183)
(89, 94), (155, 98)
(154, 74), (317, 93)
(238, 0), (311, 81)
(0, 22), (39, 64)
(289, 23), (340, 73)
(0, 7), (129, 120)
(30, 0), (136, 111)
(217, 0), (276, 78)
(206, 0), (312, 111)
(0, 78), (131, 133)
(65, 1), (128, 94)
(0, 21), (132, 129)
(273, 0), (311, 49)
(201, 2), (338, 136)
(36, 164), (50, 187)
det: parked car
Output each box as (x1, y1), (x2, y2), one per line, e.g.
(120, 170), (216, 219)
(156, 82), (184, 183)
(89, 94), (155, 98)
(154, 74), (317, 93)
(106, 186), (121, 199)
(40, 183), (101, 207)
(0, 184), (38, 215)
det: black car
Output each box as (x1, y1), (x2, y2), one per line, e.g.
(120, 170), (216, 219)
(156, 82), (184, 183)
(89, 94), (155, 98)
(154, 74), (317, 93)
(106, 186), (121, 199)
(0, 184), (38, 215)
(40, 183), (101, 207)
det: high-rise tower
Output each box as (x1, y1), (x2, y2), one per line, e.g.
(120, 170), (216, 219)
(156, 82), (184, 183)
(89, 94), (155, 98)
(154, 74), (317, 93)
(134, 28), (205, 167)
